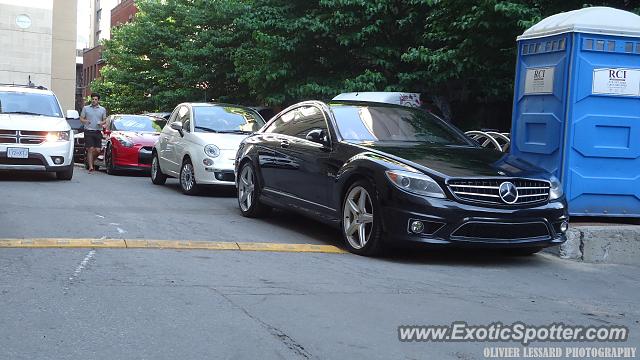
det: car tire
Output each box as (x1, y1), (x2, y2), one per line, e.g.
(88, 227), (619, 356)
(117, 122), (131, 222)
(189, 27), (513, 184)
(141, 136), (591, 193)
(502, 247), (544, 256)
(179, 158), (199, 195)
(56, 166), (73, 180)
(105, 145), (118, 175)
(150, 153), (167, 185)
(237, 161), (271, 217)
(341, 180), (384, 256)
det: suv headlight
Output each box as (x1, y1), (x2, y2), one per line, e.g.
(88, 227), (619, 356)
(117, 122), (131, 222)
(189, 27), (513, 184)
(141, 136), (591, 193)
(204, 144), (220, 158)
(46, 131), (70, 142)
(549, 175), (563, 200)
(385, 170), (446, 199)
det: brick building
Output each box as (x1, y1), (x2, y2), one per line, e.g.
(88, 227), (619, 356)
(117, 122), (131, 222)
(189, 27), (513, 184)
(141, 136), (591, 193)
(111, 0), (137, 28)
(82, 0), (137, 99)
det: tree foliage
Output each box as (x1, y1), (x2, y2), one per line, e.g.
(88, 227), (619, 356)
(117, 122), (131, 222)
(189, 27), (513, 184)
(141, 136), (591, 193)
(94, 0), (640, 128)
(93, 0), (252, 113)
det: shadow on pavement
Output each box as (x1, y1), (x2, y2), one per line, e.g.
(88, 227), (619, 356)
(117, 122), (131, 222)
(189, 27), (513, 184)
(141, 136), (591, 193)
(198, 185), (237, 198)
(377, 246), (550, 267)
(0, 171), (57, 181)
(254, 209), (344, 247)
(99, 169), (149, 178)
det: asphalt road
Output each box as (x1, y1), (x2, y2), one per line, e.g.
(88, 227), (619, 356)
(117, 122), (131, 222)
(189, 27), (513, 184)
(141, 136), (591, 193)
(0, 167), (638, 359)
(0, 167), (340, 245)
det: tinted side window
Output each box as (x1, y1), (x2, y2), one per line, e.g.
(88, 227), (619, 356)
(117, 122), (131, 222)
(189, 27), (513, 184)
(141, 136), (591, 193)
(263, 111), (295, 135)
(264, 106), (328, 139)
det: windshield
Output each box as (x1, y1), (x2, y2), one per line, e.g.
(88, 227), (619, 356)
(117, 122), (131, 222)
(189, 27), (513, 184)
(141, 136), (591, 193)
(330, 104), (474, 146)
(192, 106), (265, 133)
(0, 91), (63, 118)
(112, 115), (166, 132)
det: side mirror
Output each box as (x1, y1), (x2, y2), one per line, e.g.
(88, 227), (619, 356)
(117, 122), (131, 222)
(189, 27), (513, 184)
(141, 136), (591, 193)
(305, 129), (329, 147)
(66, 110), (79, 119)
(170, 121), (184, 136)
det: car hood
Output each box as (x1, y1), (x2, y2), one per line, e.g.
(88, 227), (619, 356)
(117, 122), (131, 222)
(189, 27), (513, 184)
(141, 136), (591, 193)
(0, 114), (70, 131)
(191, 132), (248, 150)
(353, 141), (549, 178)
(113, 131), (160, 146)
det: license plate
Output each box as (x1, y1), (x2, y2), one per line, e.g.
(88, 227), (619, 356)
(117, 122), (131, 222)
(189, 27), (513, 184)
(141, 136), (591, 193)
(7, 147), (28, 158)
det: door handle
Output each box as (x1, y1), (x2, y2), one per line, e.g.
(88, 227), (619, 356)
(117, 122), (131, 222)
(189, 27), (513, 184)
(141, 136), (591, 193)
(280, 139), (290, 148)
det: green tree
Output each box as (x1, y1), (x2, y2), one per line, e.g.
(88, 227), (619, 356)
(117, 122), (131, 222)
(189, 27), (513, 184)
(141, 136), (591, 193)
(233, 0), (431, 106)
(93, 0), (252, 113)
(95, 0), (640, 128)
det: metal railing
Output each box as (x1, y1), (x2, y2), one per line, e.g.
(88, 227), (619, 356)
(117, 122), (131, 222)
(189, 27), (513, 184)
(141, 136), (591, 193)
(464, 130), (510, 152)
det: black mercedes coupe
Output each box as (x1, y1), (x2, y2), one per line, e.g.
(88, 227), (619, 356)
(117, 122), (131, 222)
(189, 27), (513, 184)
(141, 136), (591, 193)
(235, 100), (568, 256)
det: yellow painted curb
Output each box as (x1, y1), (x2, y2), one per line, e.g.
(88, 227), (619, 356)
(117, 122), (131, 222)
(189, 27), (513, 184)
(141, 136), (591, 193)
(237, 242), (347, 254)
(0, 239), (347, 254)
(126, 240), (240, 251)
(0, 238), (125, 248)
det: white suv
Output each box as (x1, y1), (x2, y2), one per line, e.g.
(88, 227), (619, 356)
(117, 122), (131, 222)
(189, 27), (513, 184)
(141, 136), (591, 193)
(0, 85), (76, 180)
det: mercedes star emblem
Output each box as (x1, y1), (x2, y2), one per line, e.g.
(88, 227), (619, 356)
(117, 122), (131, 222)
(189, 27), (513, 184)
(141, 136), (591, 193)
(499, 182), (519, 204)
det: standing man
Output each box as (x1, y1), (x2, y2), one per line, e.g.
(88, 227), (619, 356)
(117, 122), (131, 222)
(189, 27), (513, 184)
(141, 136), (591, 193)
(80, 93), (107, 172)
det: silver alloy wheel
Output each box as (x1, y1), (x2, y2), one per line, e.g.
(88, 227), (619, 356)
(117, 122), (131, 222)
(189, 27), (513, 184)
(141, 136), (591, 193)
(343, 186), (374, 250)
(238, 165), (255, 211)
(151, 156), (159, 179)
(181, 162), (195, 192)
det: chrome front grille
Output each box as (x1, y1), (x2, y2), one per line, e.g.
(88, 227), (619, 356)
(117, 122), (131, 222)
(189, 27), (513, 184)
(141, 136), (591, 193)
(448, 178), (550, 205)
(0, 130), (47, 144)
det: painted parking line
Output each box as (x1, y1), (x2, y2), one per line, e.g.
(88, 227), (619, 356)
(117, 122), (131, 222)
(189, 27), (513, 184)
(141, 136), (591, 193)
(0, 238), (347, 254)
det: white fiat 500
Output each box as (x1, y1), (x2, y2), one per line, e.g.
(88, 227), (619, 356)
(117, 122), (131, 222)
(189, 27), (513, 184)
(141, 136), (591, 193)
(151, 103), (265, 194)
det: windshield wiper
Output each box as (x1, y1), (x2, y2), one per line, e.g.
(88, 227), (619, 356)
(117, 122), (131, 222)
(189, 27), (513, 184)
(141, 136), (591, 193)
(218, 129), (252, 134)
(194, 126), (219, 133)
(1, 111), (45, 116)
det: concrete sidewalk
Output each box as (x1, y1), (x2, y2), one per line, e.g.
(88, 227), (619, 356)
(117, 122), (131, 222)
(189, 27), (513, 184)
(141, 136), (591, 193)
(547, 217), (640, 265)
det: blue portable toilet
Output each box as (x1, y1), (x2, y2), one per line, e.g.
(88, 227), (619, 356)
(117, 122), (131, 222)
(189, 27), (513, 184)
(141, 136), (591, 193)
(510, 7), (640, 217)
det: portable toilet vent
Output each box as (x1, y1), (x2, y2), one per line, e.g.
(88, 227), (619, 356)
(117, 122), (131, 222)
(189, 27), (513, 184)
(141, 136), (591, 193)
(509, 7), (640, 217)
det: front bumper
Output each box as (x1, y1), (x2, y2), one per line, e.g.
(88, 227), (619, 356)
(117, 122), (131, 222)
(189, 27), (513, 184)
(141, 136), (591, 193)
(381, 190), (568, 248)
(111, 145), (154, 171)
(192, 149), (236, 186)
(0, 141), (74, 172)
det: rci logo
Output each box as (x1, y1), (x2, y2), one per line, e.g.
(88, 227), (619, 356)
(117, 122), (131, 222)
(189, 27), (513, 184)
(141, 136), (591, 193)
(534, 69), (546, 81)
(609, 70), (627, 79)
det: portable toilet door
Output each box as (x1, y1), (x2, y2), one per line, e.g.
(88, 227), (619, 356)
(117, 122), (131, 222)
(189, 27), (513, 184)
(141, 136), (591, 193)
(510, 7), (640, 217)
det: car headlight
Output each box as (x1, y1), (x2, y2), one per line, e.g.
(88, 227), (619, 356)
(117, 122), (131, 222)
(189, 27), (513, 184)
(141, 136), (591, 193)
(114, 136), (133, 148)
(549, 175), (563, 200)
(385, 170), (446, 199)
(204, 144), (220, 158)
(46, 131), (70, 142)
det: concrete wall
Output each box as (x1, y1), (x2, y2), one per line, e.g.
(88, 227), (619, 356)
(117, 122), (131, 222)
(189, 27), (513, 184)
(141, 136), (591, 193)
(0, 0), (77, 111)
(51, 0), (77, 111)
(0, 0), (53, 87)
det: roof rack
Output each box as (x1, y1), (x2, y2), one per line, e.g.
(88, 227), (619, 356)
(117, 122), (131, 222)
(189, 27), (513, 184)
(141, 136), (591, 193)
(0, 83), (48, 90)
(0, 76), (48, 90)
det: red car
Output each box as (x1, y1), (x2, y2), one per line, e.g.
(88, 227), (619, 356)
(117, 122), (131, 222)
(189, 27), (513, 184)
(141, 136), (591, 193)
(101, 114), (167, 174)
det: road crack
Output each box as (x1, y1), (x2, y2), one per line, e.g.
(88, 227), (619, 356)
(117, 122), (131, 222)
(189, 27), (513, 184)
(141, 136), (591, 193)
(214, 289), (312, 359)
